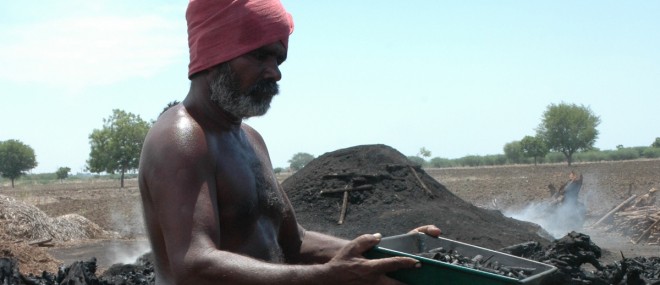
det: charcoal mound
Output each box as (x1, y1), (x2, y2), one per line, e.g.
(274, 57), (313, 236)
(283, 144), (552, 250)
(502, 232), (660, 284)
(0, 254), (155, 285)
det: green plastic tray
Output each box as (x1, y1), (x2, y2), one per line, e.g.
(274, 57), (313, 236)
(364, 233), (556, 285)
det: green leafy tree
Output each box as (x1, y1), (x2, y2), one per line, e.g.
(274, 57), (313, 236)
(417, 147), (432, 159)
(503, 140), (524, 164)
(160, 100), (180, 117)
(0, 139), (38, 188)
(87, 109), (151, 187)
(536, 103), (600, 166)
(520, 135), (549, 165)
(652, 137), (660, 148)
(288, 152), (315, 171)
(56, 166), (71, 182)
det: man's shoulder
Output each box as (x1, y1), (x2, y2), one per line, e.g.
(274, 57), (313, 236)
(240, 123), (266, 146)
(145, 106), (208, 160)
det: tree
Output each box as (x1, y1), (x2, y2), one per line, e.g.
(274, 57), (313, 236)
(87, 109), (151, 187)
(652, 137), (660, 148)
(536, 102), (600, 166)
(417, 147), (432, 159)
(520, 135), (549, 165)
(0, 139), (38, 188)
(503, 140), (524, 164)
(56, 167), (71, 182)
(160, 100), (180, 117)
(288, 152), (315, 171)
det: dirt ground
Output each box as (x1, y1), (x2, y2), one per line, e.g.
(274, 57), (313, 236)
(1, 158), (659, 273)
(426, 159), (660, 264)
(0, 179), (146, 274)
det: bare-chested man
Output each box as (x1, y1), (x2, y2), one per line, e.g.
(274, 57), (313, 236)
(138, 0), (440, 284)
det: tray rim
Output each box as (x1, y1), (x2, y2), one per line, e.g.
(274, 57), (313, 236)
(371, 233), (557, 284)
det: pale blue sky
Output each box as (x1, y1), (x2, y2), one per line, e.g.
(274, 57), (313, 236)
(1, 1), (659, 174)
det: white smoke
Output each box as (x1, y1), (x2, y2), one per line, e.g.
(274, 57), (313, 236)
(108, 239), (152, 265)
(110, 198), (147, 238)
(107, 196), (151, 265)
(504, 200), (586, 239)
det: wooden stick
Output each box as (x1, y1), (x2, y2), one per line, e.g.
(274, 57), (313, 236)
(338, 186), (350, 225)
(408, 166), (433, 197)
(617, 209), (656, 216)
(633, 219), (660, 244)
(28, 238), (53, 247)
(320, 185), (373, 195)
(323, 173), (356, 179)
(589, 195), (637, 228)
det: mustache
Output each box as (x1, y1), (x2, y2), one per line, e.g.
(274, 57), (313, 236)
(247, 79), (279, 98)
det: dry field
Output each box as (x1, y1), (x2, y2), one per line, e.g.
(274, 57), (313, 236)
(427, 159), (660, 218)
(426, 159), (660, 263)
(1, 159), (659, 270)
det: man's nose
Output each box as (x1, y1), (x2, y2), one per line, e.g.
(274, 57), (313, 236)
(263, 58), (282, 82)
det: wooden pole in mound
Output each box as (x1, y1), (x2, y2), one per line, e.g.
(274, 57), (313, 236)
(338, 184), (350, 225)
(320, 185), (373, 195)
(589, 194), (637, 228)
(408, 166), (433, 197)
(320, 184), (375, 225)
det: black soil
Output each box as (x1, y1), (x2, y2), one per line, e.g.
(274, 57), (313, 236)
(283, 144), (552, 250)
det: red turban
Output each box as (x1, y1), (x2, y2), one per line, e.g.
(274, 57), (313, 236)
(186, 0), (294, 78)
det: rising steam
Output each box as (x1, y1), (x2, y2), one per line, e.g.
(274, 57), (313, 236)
(108, 198), (151, 265)
(504, 200), (586, 239)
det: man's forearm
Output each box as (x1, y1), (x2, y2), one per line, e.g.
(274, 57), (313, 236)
(299, 230), (349, 264)
(172, 248), (331, 285)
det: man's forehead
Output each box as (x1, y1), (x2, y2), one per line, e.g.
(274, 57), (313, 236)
(267, 41), (287, 55)
(252, 41), (287, 59)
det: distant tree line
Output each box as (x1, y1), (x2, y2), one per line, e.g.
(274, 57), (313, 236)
(412, 145), (660, 168)
(4, 101), (660, 188)
(409, 102), (660, 168)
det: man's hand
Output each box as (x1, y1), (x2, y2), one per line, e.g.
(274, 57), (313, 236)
(408, 225), (442, 237)
(323, 233), (418, 285)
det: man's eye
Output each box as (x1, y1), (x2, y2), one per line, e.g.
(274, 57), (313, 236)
(252, 51), (267, 61)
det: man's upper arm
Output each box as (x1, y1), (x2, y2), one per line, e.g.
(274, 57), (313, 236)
(141, 123), (221, 268)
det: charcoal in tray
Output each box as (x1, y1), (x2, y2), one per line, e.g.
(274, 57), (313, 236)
(415, 247), (536, 280)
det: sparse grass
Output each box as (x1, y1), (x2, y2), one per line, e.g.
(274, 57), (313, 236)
(1, 173), (138, 189)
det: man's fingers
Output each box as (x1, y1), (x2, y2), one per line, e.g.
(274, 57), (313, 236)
(409, 225), (442, 237)
(342, 233), (382, 257)
(369, 256), (419, 273)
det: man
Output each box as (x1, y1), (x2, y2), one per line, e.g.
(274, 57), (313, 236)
(562, 171), (582, 205)
(138, 0), (440, 284)
(551, 171), (582, 206)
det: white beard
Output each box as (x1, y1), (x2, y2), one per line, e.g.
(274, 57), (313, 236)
(209, 63), (278, 119)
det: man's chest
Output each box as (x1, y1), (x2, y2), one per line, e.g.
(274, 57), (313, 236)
(211, 138), (285, 225)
